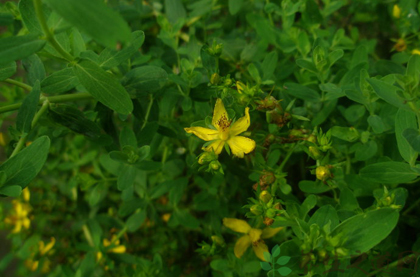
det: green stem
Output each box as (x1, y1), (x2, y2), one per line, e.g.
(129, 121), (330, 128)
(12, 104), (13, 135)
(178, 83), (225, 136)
(279, 144), (297, 171)
(141, 95), (154, 130)
(368, 253), (417, 276)
(0, 92), (93, 114)
(3, 79), (32, 91)
(10, 100), (50, 158)
(33, 0), (74, 62)
(403, 197), (420, 216)
(110, 227), (127, 246)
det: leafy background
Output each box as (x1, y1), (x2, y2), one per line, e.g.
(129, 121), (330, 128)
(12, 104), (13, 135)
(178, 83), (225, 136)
(0, 0), (420, 276)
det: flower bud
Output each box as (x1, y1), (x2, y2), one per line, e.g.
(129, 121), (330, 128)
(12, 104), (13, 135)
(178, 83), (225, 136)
(250, 205), (263, 215)
(259, 191), (272, 203)
(393, 4), (401, 19)
(210, 160), (220, 170)
(236, 81), (245, 94)
(224, 78), (233, 87)
(211, 235), (225, 246)
(307, 134), (317, 144)
(309, 146), (323, 160)
(266, 208), (277, 218)
(198, 152), (214, 164)
(260, 171), (276, 185)
(316, 166), (331, 182)
(210, 73), (220, 85)
(263, 217), (274, 226)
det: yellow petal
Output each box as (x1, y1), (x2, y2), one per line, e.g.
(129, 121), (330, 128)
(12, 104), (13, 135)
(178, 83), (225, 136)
(22, 217), (30, 229)
(202, 140), (225, 155)
(110, 245), (126, 254)
(212, 99), (229, 131)
(252, 240), (269, 261)
(248, 228), (263, 243)
(40, 237), (55, 256)
(103, 238), (111, 247)
(184, 127), (219, 141)
(22, 188), (30, 202)
(261, 227), (283, 239)
(234, 235), (251, 258)
(12, 222), (22, 234)
(227, 136), (256, 158)
(229, 107), (251, 136)
(223, 218), (251, 233)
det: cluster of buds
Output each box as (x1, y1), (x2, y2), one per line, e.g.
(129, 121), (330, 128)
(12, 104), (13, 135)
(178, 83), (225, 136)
(246, 189), (283, 226)
(197, 151), (223, 174)
(207, 40), (223, 57)
(374, 186), (402, 209)
(196, 235), (225, 256)
(256, 96), (291, 128)
(306, 128), (332, 161)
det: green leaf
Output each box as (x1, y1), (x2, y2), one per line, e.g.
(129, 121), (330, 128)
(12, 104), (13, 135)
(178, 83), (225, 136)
(330, 208), (399, 254)
(360, 161), (418, 184)
(22, 54), (46, 86)
(276, 256), (291, 266)
(298, 180), (330, 194)
(403, 128), (420, 153)
(99, 31), (145, 69)
(174, 209), (199, 229)
(126, 210), (146, 232)
(16, 81), (41, 134)
(168, 177), (188, 205)
(0, 185), (22, 197)
(0, 35), (46, 64)
(339, 188), (360, 211)
(44, 0), (131, 48)
(395, 109), (418, 163)
(19, 0), (44, 35)
(165, 0), (186, 23)
(41, 67), (78, 94)
(0, 136), (50, 188)
(120, 127), (137, 148)
(117, 165), (136, 191)
(210, 259), (230, 271)
(260, 261), (271, 271)
(406, 54), (420, 87)
(262, 51), (278, 80)
(354, 140), (378, 161)
(331, 126), (359, 142)
(122, 66), (168, 94)
(48, 105), (101, 139)
(284, 83), (321, 102)
(73, 59), (133, 115)
(0, 61), (16, 81)
(228, 0), (244, 15)
(367, 77), (411, 111)
(263, 251), (272, 263)
(367, 115), (386, 134)
(271, 244), (280, 258)
(308, 205), (339, 231)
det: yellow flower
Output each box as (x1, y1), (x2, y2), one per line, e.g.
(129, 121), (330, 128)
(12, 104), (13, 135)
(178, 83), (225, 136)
(393, 4), (401, 19)
(39, 237), (55, 256)
(4, 200), (31, 233)
(103, 235), (126, 254)
(25, 259), (39, 272)
(22, 187), (30, 202)
(223, 218), (283, 261)
(412, 49), (420, 55)
(185, 99), (256, 158)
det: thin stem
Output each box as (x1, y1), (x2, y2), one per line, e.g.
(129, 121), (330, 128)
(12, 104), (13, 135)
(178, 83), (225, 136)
(0, 92), (93, 114)
(110, 227), (127, 246)
(82, 224), (95, 247)
(9, 100), (50, 158)
(3, 79), (32, 91)
(368, 253), (417, 276)
(141, 95), (154, 130)
(279, 144), (297, 171)
(33, 0), (74, 62)
(403, 197), (420, 216)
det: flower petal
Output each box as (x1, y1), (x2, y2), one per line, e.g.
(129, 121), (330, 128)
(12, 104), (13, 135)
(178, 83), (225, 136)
(229, 107), (250, 136)
(252, 240), (269, 261)
(202, 140), (225, 155)
(184, 127), (219, 141)
(223, 218), (251, 233)
(234, 235), (251, 258)
(261, 226), (283, 239)
(249, 228), (263, 243)
(212, 99), (229, 130)
(227, 136), (256, 158)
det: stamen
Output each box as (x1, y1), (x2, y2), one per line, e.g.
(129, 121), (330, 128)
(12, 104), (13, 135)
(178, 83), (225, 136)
(217, 115), (231, 130)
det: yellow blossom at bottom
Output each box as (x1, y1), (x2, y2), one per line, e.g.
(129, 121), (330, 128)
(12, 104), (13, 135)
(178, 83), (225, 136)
(4, 200), (31, 233)
(223, 218), (283, 261)
(412, 49), (420, 55)
(103, 235), (126, 254)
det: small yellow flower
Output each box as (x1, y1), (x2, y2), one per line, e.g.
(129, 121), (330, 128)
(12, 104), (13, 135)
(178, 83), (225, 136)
(393, 4), (401, 19)
(103, 235), (126, 254)
(162, 213), (171, 222)
(185, 99), (256, 158)
(4, 200), (31, 233)
(412, 49), (420, 55)
(39, 237), (55, 256)
(25, 259), (39, 271)
(316, 166), (331, 182)
(223, 218), (282, 261)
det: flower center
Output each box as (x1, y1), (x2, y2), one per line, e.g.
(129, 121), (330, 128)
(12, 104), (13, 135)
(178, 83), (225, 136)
(217, 115), (231, 141)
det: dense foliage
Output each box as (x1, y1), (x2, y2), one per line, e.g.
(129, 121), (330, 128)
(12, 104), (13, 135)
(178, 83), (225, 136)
(1, 0), (420, 276)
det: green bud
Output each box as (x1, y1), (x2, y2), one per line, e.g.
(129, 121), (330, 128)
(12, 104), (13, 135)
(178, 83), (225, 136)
(210, 73), (220, 85)
(360, 131), (370, 144)
(259, 191), (272, 203)
(198, 152), (214, 164)
(316, 166), (331, 182)
(223, 78), (233, 86)
(307, 134), (317, 144)
(266, 208), (277, 218)
(250, 205), (263, 215)
(309, 146), (323, 160)
(211, 236), (225, 246)
(210, 161), (220, 170)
